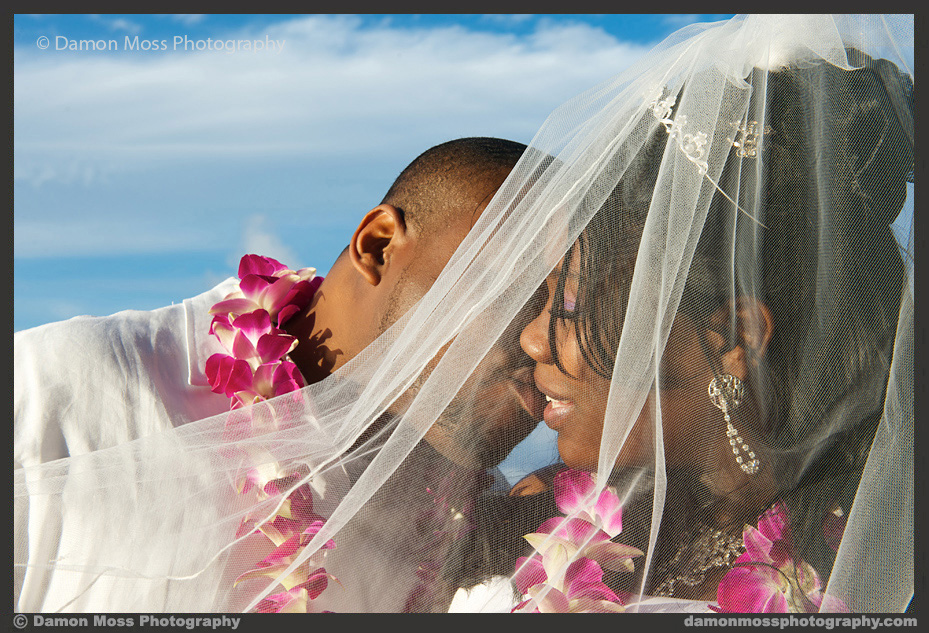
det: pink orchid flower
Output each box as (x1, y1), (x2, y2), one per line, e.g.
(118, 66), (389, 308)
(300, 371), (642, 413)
(715, 503), (847, 613)
(235, 512), (336, 611)
(255, 360), (305, 397)
(716, 564), (794, 612)
(254, 568), (333, 613)
(204, 353), (253, 398)
(213, 310), (298, 371)
(211, 255), (335, 610)
(513, 468), (642, 613)
(228, 360), (306, 409)
(810, 593), (851, 613)
(255, 588), (308, 614)
(513, 556), (626, 613)
(526, 517), (641, 574)
(554, 469), (624, 538)
(211, 254), (320, 327)
(525, 470), (641, 573)
(257, 521), (335, 567)
(260, 489), (330, 545)
(237, 480), (331, 543)
(207, 310), (303, 409)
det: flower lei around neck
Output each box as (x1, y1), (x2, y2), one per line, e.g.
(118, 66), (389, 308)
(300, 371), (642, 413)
(712, 503), (848, 613)
(512, 469), (643, 613)
(206, 254), (320, 410)
(206, 254), (334, 613)
(515, 469), (848, 613)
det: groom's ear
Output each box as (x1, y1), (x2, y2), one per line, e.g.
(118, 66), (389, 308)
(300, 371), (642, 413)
(706, 297), (774, 379)
(349, 204), (409, 286)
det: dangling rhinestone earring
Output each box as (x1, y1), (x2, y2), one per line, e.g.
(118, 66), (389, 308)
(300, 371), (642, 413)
(708, 375), (760, 475)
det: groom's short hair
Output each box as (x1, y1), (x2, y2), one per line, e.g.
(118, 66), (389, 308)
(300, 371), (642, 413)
(380, 137), (526, 237)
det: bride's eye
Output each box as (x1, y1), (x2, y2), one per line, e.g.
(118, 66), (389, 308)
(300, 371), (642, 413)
(550, 286), (579, 320)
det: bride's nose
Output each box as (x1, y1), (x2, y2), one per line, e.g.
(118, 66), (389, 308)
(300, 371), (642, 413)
(520, 302), (552, 364)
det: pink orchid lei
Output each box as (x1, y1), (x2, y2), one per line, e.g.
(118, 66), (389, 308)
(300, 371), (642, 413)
(512, 469), (643, 613)
(514, 469), (849, 614)
(206, 254), (334, 613)
(712, 503), (849, 613)
(206, 254), (321, 409)
(232, 473), (337, 613)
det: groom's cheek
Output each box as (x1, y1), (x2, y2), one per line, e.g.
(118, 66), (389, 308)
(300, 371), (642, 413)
(465, 363), (540, 467)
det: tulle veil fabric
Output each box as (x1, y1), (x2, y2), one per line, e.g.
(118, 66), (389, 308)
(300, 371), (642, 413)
(14, 14), (913, 614)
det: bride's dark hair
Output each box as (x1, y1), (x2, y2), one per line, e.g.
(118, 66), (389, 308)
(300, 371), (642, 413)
(742, 50), (911, 581)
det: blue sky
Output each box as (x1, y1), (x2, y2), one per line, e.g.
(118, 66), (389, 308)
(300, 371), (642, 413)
(13, 14), (737, 332)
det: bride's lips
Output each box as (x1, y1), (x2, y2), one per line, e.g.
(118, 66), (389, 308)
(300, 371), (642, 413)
(534, 374), (575, 431)
(510, 366), (547, 421)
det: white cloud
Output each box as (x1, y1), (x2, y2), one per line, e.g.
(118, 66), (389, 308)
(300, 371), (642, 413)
(14, 158), (113, 188)
(663, 14), (731, 29)
(662, 14), (701, 28)
(237, 214), (301, 270)
(479, 14), (535, 26)
(44, 298), (88, 320)
(14, 15), (648, 167)
(168, 14), (206, 26)
(13, 217), (230, 259)
(89, 14), (142, 34)
(14, 15), (652, 259)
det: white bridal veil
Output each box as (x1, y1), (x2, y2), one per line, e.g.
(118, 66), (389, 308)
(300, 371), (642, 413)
(15, 14), (913, 614)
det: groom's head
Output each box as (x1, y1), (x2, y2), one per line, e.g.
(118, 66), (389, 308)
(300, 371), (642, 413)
(295, 137), (527, 379)
(287, 137), (542, 468)
(361, 136), (527, 337)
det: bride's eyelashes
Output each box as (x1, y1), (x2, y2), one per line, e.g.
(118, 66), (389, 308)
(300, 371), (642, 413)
(549, 288), (579, 320)
(551, 271), (580, 320)
(549, 300), (579, 320)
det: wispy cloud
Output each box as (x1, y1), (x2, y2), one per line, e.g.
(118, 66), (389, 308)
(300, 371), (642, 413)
(662, 14), (702, 27)
(479, 14), (535, 26)
(166, 14), (206, 26)
(237, 214), (301, 270)
(89, 14), (142, 34)
(15, 15), (648, 170)
(13, 14), (693, 331)
(662, 14), (731, 29)
(14, 15), (651, 261)
(15, 158), (113, 188)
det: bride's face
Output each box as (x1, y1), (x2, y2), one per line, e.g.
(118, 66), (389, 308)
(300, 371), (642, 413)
(520, 253), (720, 472)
